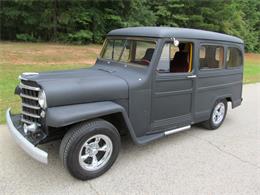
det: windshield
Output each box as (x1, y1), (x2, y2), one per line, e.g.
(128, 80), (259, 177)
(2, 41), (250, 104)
(100, 38), (156, 66)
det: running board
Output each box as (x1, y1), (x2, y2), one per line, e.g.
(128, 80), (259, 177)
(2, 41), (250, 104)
(164, 125), (191, 136)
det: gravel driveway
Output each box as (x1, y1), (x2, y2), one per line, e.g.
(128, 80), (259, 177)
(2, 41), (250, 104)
(0, 83), (259, 195)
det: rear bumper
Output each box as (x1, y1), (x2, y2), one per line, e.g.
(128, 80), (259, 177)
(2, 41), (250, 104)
(6, 108), (48, 164)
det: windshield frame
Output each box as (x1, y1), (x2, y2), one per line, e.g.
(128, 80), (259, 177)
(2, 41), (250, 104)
(99, 36), (158, 68)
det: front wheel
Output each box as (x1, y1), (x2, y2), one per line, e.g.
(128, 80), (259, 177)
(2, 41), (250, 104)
(59, 119), (121, 180)
(202, 99), (227, 130)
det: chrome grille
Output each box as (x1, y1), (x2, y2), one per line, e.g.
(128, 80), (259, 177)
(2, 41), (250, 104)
(20, 80), (41, 126)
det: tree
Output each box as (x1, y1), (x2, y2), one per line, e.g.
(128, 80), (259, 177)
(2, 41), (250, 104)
(0, 0), (259, 52)
(149, 0), (188, 27)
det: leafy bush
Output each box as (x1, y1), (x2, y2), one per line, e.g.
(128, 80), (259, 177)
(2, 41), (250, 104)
(67, 30), (93, 44)
(16, 34), (37, 42)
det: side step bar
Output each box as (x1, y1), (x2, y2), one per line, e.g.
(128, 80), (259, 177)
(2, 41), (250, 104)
(134, 125), (191, 145)
(164, 125), (191, 136)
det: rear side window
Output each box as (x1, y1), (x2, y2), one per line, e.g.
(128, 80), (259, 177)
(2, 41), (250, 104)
(199, 45), (224, 69)
(227, 47), (242, 68)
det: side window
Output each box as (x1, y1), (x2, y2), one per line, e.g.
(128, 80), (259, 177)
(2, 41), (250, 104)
(157, 42), (192, 73)
(227, 47), (242, 68)
(199, 45), (224, 69)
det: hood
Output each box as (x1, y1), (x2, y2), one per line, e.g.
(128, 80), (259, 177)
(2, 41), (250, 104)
(22, 68), (128, 107)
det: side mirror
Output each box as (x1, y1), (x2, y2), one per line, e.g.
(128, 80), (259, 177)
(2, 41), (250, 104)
(173, 38), (179, 47)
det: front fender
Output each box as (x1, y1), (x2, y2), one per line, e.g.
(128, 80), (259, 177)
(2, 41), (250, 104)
(46, 101), (127, 127)
(46, 101), (142, 144)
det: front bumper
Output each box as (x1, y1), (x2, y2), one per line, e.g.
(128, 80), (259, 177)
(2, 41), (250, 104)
(6, 108), (48, 164)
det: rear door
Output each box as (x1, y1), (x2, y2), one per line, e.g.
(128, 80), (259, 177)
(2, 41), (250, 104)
(195, 42), (226, 122)
(194, 42), (243, 123)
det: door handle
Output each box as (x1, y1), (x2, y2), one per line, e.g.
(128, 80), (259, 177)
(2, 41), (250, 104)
(187, 75), (197, 78)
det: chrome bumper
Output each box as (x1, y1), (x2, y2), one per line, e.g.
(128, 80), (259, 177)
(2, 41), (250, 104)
(6, 108), (48, 164)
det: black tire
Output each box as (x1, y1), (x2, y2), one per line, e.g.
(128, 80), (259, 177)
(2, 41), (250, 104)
(202, 99), (227, 130)
(59, 119), (121, 180)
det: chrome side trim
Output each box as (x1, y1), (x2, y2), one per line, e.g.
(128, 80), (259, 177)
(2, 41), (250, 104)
(20, 93), (39, 100)
(22, 103), (40, 110)
(22, 111), (40, 118)
(6, 108), (48, 164)
(164, 125), (191, 136)
(20, 83), (40, 91)
(187, 75), (197, 79)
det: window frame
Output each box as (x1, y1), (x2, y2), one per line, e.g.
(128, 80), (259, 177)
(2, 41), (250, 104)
(198, 43), (225, 71)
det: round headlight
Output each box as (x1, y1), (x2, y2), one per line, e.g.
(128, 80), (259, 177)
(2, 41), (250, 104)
(38, 90), (47, 109)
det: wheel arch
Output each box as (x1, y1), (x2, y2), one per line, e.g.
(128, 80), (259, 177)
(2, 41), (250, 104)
(100, 112), (129, 136)
(201, 95), (229, 121)
(213, 95), (235, 108)
(211, 95), (230, 109)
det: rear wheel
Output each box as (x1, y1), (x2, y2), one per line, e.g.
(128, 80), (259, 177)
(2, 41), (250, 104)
(59, 119), (121, 180)
(202, 99), (227, 130)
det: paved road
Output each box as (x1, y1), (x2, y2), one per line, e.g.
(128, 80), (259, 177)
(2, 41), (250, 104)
(0, 83), (259, 195)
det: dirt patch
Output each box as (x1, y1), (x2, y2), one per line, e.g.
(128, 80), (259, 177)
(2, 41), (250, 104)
(244, 53), (260, 64)
(0, 42), (102, 65)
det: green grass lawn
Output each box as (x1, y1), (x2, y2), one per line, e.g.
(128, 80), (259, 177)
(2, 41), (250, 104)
(0, 42), (259, 124)
(243, 54), (260, 84)
(0, 42), (98, 123)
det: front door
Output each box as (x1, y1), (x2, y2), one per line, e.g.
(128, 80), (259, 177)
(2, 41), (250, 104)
(150, 40), (196, 132)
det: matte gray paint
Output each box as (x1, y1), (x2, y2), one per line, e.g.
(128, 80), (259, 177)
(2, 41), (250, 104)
(46, 101), (125, 127)
(16, 27), (244, 145)
(108, 27), (243, 44)
(46, 101), (163, 145)
(24, 68), (128, 107)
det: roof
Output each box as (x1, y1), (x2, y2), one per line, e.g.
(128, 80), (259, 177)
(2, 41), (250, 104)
(108, 27), (243, 44)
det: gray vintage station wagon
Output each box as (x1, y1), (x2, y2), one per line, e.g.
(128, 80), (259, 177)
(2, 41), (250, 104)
(6, 27), (243, 180)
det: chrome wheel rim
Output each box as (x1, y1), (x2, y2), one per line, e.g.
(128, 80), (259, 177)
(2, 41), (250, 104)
(79, 134), (113, 171)
(212, 102), (225, 125)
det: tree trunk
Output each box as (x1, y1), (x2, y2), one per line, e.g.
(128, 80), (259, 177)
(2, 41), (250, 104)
(53, 0), (58, 41)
